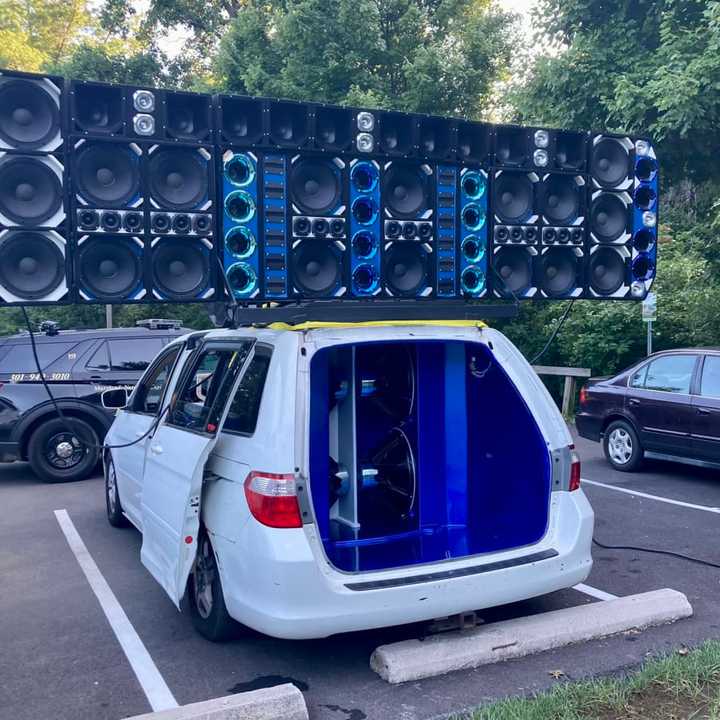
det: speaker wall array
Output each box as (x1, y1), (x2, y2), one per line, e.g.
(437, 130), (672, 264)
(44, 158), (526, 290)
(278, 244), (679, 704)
(0, 68), (659, 305)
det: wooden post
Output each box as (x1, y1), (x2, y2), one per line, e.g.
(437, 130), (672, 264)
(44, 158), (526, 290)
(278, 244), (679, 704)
(562, 376), (575, 417)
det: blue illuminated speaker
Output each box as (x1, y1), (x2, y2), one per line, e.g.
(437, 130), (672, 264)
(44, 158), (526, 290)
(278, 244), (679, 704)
(587, 134), (658, 299)
(0, 69), (69, 304)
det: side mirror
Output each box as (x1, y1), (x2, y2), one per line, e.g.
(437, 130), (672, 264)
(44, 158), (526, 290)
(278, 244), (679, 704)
(101, 388), (129, 410)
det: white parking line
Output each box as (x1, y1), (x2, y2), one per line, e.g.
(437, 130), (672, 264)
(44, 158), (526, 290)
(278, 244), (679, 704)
(582, 478), (720, 514)
(54, 509), (178, 712)
(573, 583), (619, 601)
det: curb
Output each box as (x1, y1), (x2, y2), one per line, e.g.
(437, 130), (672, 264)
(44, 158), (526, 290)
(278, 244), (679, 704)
(125, 684), (308, 720)
(370, 588), (693, 684)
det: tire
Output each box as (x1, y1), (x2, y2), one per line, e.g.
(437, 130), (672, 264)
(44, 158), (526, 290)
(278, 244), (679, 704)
(189, 533), (237, 642)
(603, 419), (644, 472)
(27, 417), (100, 483)
(105, 456), (129, 528)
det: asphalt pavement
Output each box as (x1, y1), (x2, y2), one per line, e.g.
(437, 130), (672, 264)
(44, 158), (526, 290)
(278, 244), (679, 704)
(1, 430), (718, 720)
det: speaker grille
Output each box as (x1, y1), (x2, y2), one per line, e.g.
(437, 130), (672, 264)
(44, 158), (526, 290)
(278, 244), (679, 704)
(590, 137), (631, 188)
(494, 246), (533, 297)
(382, 163), (431, 219)
(290, 158), (341, 215)
(291, 239), (343, 296)
(493, 171), (535, 224)
(0, 230), (65, 300)
(148, 148), (209, 211)
(152, 238), (210, 300)
(383, 243), (429, 297)
(0, 77), (61, 151)
(0, 156), (63, 226)
(76, 142), (140, 207)
(539, 247), (579, 298)
(589, 247), (626, 295)
(77, 235), (143, 300)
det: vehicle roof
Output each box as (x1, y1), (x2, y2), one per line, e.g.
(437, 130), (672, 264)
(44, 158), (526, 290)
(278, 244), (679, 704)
(649, 347), (720, 356)
(0, 326), (192, 344)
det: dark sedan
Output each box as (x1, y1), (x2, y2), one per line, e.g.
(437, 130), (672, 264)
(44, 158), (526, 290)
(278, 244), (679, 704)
(576, 348), (720, 471)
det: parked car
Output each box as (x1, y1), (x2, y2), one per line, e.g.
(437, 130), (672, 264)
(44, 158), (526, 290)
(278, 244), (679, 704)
(0, 320), (188, 483)
(104, 322), (593, 641)
(576, 348), (720, 472)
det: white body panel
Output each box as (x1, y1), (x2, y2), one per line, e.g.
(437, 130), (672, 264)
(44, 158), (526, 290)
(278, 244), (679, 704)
(110, 324), (594, 638)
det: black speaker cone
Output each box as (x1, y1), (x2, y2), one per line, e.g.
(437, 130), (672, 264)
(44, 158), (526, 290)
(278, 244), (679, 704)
(225, 227), (256, 258)
(224, 153), (255, 187)
(152, 238), (210, 300)
(293, 217), (311, 236)
(330, 219), (345, 237)
(462, 171), (486, 200)
(270, 102), (308, 146)
(590, 247), (625, 295)
(292, 240), (342, 296)
(193, 214), (212, 234)
(635, 156), (657, 182)
(172, 214), (192, 234)
(590, 137), (630, 187)
(633, 228), (654, 253)
(148, 148), (208, 211)
(100, 210), (121, 232)
(76, 143), (140, 207)
(462, 203), (486, 231)
(0, 157), (62, 225)
(0, 79), (59, 150)
(73, 84), (122, 134)
(462, 236), (484, 262)
(0, 231), (64, 299)
(402, 223), (416, 240)
(632, 253), (654, 281)
(352, 231), (377, 259)
(352, 196), (378, 225)
(123, 211), (143, 232)
(351, 162), (378, 192)
(77, 236), (141, 300)
(590, 192), (629, 242)
(386, 220), (401, 239)
(290, 159), (340, 215)
(418, 222), (432, 239)
(383, 243), (428, 296)
(352, 264), (377, 294)
(312, 218), (329, 237)
(494, 246), (532, 296)
(634, 185), (656, 210)
(382, 163), (429, 218)
(540, 248), (578, 297)
(538, 175), (580, 224)
(221, 96), (263, 144)
(166, 93), (209, 140)
(78, 209), (99, 230)
(151, 213), (171, 233)
(493, 172), (534, 224)
(224, 190), (255, 223)
(316, 106), (351, 150)
(227, 262), (257, 296)
(461, 266), (485, 295)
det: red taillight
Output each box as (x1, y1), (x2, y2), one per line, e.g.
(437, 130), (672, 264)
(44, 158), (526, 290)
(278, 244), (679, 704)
(244, 471), (302, 528)
(569, 445), (581, 491)
(579, 386), (588, 405)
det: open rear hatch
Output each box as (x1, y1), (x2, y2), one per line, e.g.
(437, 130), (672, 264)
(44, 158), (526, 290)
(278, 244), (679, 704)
(308, 339), (552, 572)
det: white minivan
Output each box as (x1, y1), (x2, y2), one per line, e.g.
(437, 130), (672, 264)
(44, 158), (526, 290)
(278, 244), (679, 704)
(104, 321), (594, 641)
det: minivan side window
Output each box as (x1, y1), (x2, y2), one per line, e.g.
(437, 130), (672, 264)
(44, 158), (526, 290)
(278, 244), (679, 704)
(700, 356), (720, 399)
(223, 350), (272, 436)
(132, 346), (181, 415)
(639, 355), (697, 394)
(167, 347), (249, 434)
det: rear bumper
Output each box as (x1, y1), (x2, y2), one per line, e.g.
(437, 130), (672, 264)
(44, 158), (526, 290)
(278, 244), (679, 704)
(214, 489), (594, 639)
(0, 441), (20, 463)
(575, 412), (603, 442)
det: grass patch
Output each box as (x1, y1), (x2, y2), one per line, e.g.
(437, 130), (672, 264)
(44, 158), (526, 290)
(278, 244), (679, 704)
(464, 641), (720, 720)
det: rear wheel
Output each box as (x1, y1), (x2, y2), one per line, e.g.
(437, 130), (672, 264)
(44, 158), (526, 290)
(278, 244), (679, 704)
(189, 533), (236, 642)
(603, 419), (643, 472)
(27, 417), (100, 483)
(105, 456), (128, 527)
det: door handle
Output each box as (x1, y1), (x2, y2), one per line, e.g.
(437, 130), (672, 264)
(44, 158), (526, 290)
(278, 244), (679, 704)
(135, 430), (147, 438)
(696, 407), (711, 415)
(629, 398), (641, 406)
(150, 444), (163, 455)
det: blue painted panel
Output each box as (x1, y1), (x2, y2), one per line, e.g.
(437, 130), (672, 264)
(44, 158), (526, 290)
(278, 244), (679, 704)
(458, 168), (488, 297)
(436, 164), (457, 296)
(349, 160), (381, 296)
(262, 153), (289, 298)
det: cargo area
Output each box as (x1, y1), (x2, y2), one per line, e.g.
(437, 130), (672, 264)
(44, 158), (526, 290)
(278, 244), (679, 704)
(309, 340), (552, 572)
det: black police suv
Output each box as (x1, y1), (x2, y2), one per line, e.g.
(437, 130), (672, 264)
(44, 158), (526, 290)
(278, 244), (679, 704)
(0, 320), (188, 483)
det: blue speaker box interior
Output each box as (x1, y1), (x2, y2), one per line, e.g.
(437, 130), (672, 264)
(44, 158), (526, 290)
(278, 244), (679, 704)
(309, 339), (551, 572)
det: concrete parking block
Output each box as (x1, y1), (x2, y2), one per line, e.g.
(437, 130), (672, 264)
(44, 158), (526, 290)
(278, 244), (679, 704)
(125, 684), (308, 720)
(370, 588), (693, 684)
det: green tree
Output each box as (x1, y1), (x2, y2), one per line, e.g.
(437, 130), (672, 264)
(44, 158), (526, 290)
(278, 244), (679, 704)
(214, 0), (517, 116)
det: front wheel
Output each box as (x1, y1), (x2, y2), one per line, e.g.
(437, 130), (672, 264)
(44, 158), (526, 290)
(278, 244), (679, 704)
(27, 417), (100, 483)
(189, 533), (237, 642)
(603, 419), (643, 472)
(105, 456), (128, 527)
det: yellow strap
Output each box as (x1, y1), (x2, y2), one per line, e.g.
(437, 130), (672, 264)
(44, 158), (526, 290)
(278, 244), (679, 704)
(268, 319), (486, 331)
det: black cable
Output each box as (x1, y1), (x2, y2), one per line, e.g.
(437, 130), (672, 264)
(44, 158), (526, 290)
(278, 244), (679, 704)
(21, 307), (170, 452)
(529, 298), (575, 365)
(593, 537), (720, 570)
(215, 253), (238, 328)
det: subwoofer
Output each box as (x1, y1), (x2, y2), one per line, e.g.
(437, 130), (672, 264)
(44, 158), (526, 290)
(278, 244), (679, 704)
(494, 246), (533, 297)
(75, 142), (140, 207)
(0, 155), (64, 226)
(589, 246), (626, 296)
(151, 237), (211, 300)
(76, 235), (143, 300)
(368, 427), (417, 517)
(0, 75), (62, 151)
(493, 171), (535, 224)
(290, 158), (341, 215)
(0, 230), (65, 301)
(590, 136), (632, 188)
(147, 147), (209, 211)
(383, 242), (429, 297)
(291, 239), (343, 296)
(537, 174), (581, 225)
(538, 247), (580, 298)
(382, 163), (431, 219)
(590, 191), (630, 243)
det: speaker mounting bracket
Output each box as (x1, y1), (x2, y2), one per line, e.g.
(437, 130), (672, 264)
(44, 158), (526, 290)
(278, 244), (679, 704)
(215, 300), (520, 328)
